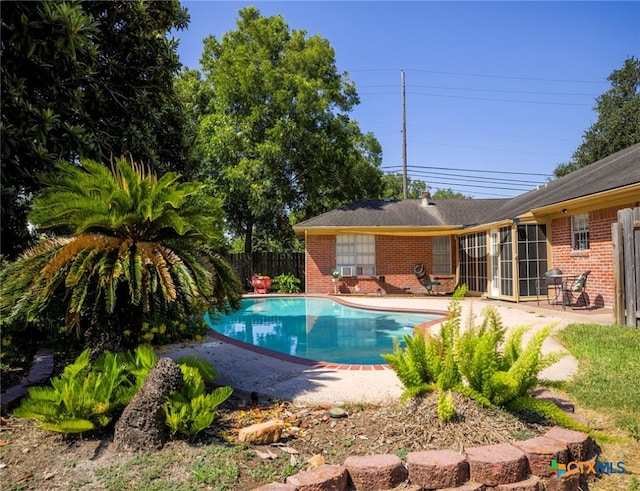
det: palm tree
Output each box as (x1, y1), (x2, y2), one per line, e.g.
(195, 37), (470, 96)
(0, 157), (243, 353)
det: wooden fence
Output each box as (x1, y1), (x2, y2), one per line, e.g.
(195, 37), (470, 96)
(225, 251), (305, 291)
(612, 207), (640, 327)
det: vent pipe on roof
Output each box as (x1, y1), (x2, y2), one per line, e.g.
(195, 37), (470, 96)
(421, 190), (434, 207)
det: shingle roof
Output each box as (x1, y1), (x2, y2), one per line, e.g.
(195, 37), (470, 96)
(295, 198), (509, 229)
(485, 142), (640, 222)
(294, 143), (640, 231)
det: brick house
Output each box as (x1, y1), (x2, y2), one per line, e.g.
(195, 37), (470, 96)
(293, 143), (640, 308)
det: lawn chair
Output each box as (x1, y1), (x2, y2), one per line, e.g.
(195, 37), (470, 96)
(562, 270), (591, 310)
(413, 263), (441, 294)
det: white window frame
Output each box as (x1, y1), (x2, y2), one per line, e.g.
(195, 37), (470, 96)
(571, 213), (590, 251)
(432, 236), (452, 274)
(336, 235), (376, 276)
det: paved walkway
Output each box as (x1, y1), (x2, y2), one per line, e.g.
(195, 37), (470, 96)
(161, 295), (613, 405)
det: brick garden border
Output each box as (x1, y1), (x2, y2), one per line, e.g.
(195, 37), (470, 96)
(253, 427), (595, 491)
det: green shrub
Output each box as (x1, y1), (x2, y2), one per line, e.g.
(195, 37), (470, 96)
(164, 364), (233, 440)
(14, 345), (232, 440)
(14, 349), (137, 434)
(383, 285), (569, 426)
(271, 273), (301, 294)
(382, 330), (436, 401)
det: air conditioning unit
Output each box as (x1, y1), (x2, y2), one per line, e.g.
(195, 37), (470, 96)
(340, 266), (355, 277)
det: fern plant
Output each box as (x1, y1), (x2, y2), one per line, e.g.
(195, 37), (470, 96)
(438, 390), (456, 422)
(382, 286), (468, 402)
(384, 285), (570, 427)
(382, 331), (436, 401)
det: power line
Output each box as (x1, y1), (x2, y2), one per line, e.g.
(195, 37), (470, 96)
(405, 140), (565, 158)
(348, 67), (607, 85)
(385, 164), (551, 177)
(406, 91), (592, 106)
(406, 124), (576, 142)
(359, 83), (598, 97)
(406, 68), (607, 84)
(357, 90), (593, 105)
(406, 169), (545, 186)
(411, 177), (532, 192)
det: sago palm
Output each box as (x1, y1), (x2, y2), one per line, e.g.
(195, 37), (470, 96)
(1, 157), (243, 353)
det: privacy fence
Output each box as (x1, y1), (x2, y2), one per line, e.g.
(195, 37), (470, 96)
(612, 207), (640, 327)
(225, 252), (305, 292)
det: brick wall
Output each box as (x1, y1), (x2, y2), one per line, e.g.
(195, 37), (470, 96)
(306, 235), (336, 294)
(550, 205), (628, 308)
(305, 235), (457, 294)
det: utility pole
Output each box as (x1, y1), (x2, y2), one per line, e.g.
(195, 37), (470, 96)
(401, 69), (407, 199)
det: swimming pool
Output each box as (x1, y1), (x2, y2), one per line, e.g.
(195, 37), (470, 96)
(204, 296), (444, 365)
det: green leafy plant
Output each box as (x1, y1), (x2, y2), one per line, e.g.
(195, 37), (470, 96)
(14, 345), (231, 440)
(164, 363), (233, 440)
(0, 157), (243, 355)
(13, 349), (136, 434)
(383, 285), (570, 426)
(382, 331), (436, 401)
(437, 390), (456, 422)
(271, 273), (301, 294)
(174, 354), (219, 382)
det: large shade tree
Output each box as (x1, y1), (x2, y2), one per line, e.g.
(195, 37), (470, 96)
(0, 158), (243, 354)
(1, 0), (195, 258)
(554, 57), (640, 177)
(182, 7), (383, 253)
(381, 173), (428, 199)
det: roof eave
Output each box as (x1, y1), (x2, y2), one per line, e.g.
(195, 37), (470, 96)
(528, 183), (640, 218)
(293, 225), (463, 236)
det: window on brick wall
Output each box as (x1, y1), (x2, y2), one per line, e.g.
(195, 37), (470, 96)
(432, 236), (451, 274)
(336, 235), (375, 275)
(571, 213), (590, 251)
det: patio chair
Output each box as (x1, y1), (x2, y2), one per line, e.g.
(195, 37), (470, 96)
(562, 270), (591, 310)
(537, 269), (563, 306)
(413, 263), (441, 294)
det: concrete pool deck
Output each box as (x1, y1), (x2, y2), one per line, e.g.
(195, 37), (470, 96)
(161, 295), (614, 405)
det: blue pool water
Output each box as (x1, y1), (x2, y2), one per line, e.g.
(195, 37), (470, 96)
(204, 296), (443, 365)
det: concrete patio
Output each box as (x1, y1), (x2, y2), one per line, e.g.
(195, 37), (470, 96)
(161, 295), (614, 406)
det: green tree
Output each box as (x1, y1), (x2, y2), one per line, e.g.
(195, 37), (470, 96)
(0, 158), (243, 354)
(554, 57), (640, 177)
(432, 188), (469, 199)
(1, 1), (194, 258)
(183, 7), (383, 253)
(381, 173), (427, 199)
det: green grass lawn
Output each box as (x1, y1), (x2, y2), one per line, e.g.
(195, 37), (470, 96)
(557, 323), (640, 439)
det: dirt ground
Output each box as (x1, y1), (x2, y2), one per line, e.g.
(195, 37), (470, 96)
(2, 391), (639, 491)
(0, 391), (550, 491)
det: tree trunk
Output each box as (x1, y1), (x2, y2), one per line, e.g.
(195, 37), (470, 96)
(244, 221), (253, 255)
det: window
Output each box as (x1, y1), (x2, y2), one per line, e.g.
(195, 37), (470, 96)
(336, 235), (375, 275)
(432, 236), (451, 274)
(571, 213), (589, 250)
